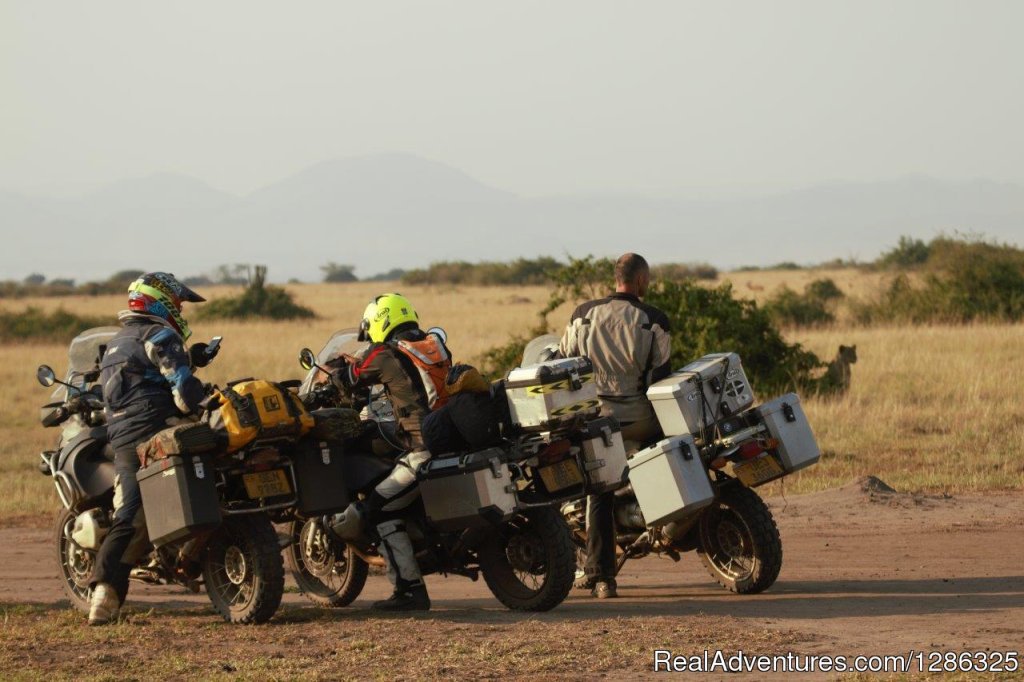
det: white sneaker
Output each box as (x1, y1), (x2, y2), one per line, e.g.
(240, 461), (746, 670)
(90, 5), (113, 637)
(88, 583), (120, 626)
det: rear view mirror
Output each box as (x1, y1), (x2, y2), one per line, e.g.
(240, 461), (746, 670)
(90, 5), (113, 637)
(299, 348), (316, 371)
(427, 327), (447, 344)
(37, 365), (57, 388)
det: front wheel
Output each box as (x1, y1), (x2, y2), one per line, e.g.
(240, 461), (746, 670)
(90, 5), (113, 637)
(696, 485), (782, 594)
(478, 507), (575, 612)
(53, 508), (95, 613)
(283, 518), (368, 608)
(202, 515), (284, 624)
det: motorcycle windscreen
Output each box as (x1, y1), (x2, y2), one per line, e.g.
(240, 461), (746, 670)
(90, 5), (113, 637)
(298, 328), (369, 397)
(54, 326), (120, 400)
(520, 334), (561, 368)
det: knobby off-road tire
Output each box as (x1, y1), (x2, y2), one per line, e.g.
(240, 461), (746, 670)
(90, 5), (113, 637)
(697, 485), (782, 594)
(202, 514), (284, 624)
(53, 507), (95, 613)
(283, 518), (368, 608)
(478, 507), (576, 612)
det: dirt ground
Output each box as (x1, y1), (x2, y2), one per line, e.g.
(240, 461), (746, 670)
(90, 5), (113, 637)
(1, 478), (1021, 681)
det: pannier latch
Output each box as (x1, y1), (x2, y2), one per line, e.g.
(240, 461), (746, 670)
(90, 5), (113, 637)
(488, 457), (505, 479)
(320, 444), (331, 465)
(599, 425), (614, 447)
(192, 455), (205, 479)
(782, 402), (796, 423)
(568, 368), (583, 391)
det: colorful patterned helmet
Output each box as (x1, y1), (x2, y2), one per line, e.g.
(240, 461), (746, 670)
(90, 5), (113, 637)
(127, 272), (205, 341)
(359, 293), (419, 343)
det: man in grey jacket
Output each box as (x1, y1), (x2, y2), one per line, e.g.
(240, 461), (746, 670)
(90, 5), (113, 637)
(559, 253), (672, 598)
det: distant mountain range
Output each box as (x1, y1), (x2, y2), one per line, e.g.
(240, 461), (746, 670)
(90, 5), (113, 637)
(3, 153), (1022, 282)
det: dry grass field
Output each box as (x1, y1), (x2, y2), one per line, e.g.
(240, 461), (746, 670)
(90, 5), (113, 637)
(1, 271), (1021, 521)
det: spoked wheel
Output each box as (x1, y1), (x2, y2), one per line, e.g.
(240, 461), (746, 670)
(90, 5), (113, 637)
(478, 507), (575, 611)
(283, 518), (368, 608)
(202, 515), (284, 624)
(697, 485), (782, 594)
(53, 508), (95, 613)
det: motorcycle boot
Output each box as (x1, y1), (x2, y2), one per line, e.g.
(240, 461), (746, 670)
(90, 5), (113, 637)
(373, 518), (430, 611)
(88, 582), (121, 626)
(373, 579), (431, 612)
(593, 578), (618, 599)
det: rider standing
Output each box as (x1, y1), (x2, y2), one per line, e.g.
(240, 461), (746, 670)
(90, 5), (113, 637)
(88, 273), (216, 625)
(331, 293), (452, 611)
(558, 253), (672, 598)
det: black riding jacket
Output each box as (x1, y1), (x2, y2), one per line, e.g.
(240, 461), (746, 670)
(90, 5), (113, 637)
(99, 313), (205, 450)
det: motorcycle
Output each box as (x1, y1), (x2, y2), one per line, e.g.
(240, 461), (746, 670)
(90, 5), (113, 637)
(36, 327), (292, 624)
(523, 335), (818, 595)
(281, 329), (582, 612)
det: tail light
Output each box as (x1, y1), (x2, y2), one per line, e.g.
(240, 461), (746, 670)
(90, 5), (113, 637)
(738, 441), (764, 460)
(538, 439), (571, 464)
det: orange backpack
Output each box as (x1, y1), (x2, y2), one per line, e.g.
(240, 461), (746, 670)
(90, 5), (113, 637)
(394, 333), (452, 409)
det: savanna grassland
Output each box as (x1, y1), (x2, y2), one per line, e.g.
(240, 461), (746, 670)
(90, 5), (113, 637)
(1, 269), (1022, 523)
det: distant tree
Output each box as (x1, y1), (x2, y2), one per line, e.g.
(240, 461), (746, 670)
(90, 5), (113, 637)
(365, 268), (407, 282)
(877, 236), (930, 268)
(48, 278), (75, 288)
(213, 264), (251, 285)
(320, 262), (358, 283)
(23, 273), (45, 286)
(182, 275), (214, 287)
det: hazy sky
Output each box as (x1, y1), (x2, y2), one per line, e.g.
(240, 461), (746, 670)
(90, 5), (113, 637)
(2, 0), (1022, 198)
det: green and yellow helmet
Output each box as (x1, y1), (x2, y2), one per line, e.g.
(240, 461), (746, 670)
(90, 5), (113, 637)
(359, 293), (419, 343)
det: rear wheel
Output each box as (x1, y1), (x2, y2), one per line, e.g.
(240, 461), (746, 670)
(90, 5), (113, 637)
(53, 508), (95, 613)
(697, 486), (782, 594)
(202, 515), (284, 624)
(478, 507), (575, 611)
(283, 518), (368, 607)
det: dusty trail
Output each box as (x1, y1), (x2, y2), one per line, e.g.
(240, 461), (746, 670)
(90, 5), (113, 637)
(1, 479), (1021, 679)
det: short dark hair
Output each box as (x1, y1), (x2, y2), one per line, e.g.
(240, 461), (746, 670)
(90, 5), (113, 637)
(615, 253), (649, 286)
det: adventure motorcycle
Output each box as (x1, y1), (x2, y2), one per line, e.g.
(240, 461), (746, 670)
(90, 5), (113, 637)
(523, 335), (820, 595)
(36, 328), (294, 624)
(282, 329), (582, 612)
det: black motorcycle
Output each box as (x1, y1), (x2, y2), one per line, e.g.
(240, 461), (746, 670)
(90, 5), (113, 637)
(36, 328), (289, 624)
(281, 332), (581, 612)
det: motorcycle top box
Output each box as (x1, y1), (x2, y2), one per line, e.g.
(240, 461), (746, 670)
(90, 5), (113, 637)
(418, 447), (518, 531)
(505, 357), (600, 432)
(137, 454), (222, 547)
(627, 436), (715, 527)
(647, 352), (754, 437)
(754, 392), (820, 474)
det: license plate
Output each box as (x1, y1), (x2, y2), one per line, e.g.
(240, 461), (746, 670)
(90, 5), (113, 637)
(734, 454), (785, 487)
(539, 459), (584, 492)
(243, 469), (292, 498)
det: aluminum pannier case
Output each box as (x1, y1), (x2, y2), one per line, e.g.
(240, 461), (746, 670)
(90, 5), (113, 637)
(137, 454), (222, 547)
(754, 392), (820, 473)
(579, 417), (629, 493)
(646, 352), (754, 437)
(505, 357), (600, 432)
(418, 447), (518, 531)
(627, 436), (715, 527)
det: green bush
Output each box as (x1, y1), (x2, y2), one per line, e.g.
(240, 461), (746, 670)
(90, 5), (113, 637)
(321, 263), (358, 283)
(196, 266), (315, 321)
(645, 280), (823, 395)
(763, 278), (844, 327)
(0, 308), (114, 343)
(651, 262), (718, 281)
(856, 236), (1024, 324)
(876, 235), (931, 268)
(402, 257), (563, 286)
